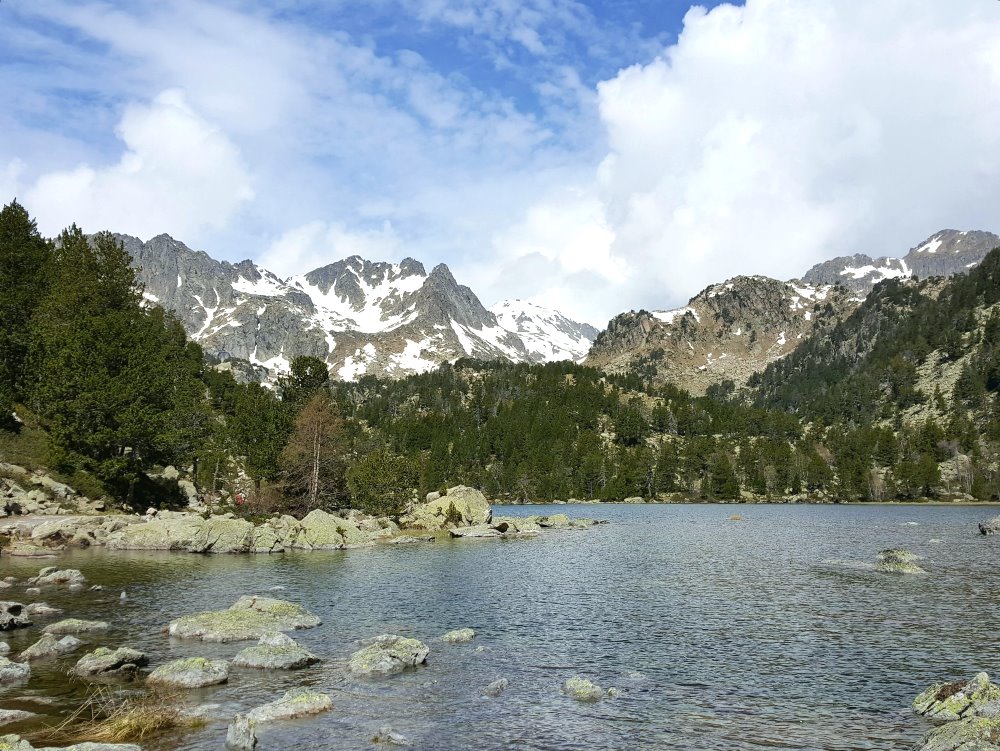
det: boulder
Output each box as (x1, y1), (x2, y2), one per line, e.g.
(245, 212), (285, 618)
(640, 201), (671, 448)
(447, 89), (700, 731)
(107, 516), (255, 554)
(482, 678), (509, 697)
(348, 635), (430, 676)
(292, 509), (371, 550)
(442, 628), (475, 644)
(0, 734), (141, 750)
(562, 677), (604, 702)
(19, 634), (82, 660)
(875, 549), (926, 574)
(168, 596), (321, 642)
(401, 486), (492, 530)
(73, 647), (148, 677)
(979, 517), (1000, 536)
(0, 603), (31, 632)
(24, 603), (60, 617)
(28, 567), (86, 586)
(915, 717), (1000, 751)
(0, 657), (30, 684)
(448, 526), (502, 539)
(147, 657), (229, 688)
(43, 618), (108, 635)
(371, 727), (410, 746)
(225, 713), (257, 750)
(914, 673), (1000, 722)
(232, 633), (319, 670)
(29, 475), (76, 498)
(246, 689), (332, 723)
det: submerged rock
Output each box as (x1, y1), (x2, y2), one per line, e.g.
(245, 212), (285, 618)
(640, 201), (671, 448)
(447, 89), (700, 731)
(914, 672), (1000, 722)
(0, 603), (31, 632)
(0, 642), (8, 655)
(0, 709), (37, 727)
(875, 549), (926, 574)
(232, 633), (319, 670)
(23, 603), (61, 617)
(482, 678), (509, 697)
(43, 618), (109, 635)
(348, 635), (430, 676)
(0, 657), (30, 684)
(73, 646), (149, 677)
(441, 628), (475, 644)
(0, 734), (141, 750)
(562, 677), (604, 702)
(246, 689), (332, 723)
(225, 713), (257, 750)
(19, 634), (82, 661)
(371, 726), (410, 746)
(147, 657), (229, 688)
(979, 516), (1000, 536)
(168, 596), (321, 642)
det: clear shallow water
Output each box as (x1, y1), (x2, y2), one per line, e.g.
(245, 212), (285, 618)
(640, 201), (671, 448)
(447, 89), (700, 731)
(2, 503), (999, 751)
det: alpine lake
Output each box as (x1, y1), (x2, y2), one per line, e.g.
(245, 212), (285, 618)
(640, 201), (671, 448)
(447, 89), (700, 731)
(2, 503), (998, 750)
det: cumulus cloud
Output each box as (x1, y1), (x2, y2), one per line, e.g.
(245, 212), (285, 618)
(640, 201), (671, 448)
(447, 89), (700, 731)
(24, 90), (253, 239)
(589, 0), (1000, 311)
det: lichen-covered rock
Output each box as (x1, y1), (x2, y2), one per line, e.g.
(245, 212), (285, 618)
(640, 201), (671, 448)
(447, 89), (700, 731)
(0, 657), (30, 684)
(106, 516), (256, 554)
(915, 716), (1000, 751)
(0, 733), (141, 750)
(168, 596), (321, 642)
(875, 549), (926, 574)
(0, 603), (31, 632)
(979, 517), (1000, 536)
(232, 633), (318, 670)
(226, 713), (257, 750)
(43, 618), (108, 635)
(292, 509), (371, 550)
(28, 567), (86, 586)
(442, 628), (475, 644)
(401, 486), (492, 530)
(73, 646), (148, 677)
(348, 635), (430, 676)
(19, 634), (81, 660)
(246, 689), (332, 723)
(147, 657), (229, 688)
(562, 677), (604, 701)
(914, 673), (1000, 722)
(0, 735), (32, 751)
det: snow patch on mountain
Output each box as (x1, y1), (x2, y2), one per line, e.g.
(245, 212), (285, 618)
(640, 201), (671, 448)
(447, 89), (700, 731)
(489, 300), (599, 362)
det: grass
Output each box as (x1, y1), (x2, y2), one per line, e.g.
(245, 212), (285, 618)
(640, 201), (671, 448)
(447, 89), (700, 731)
(30, 685), (202, 746)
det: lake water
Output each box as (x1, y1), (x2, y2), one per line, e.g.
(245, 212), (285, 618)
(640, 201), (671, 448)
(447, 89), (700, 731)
(2, 503), (999, 750)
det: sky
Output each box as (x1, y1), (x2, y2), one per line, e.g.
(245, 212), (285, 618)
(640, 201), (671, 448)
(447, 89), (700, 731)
(2, 0), (1000, 326)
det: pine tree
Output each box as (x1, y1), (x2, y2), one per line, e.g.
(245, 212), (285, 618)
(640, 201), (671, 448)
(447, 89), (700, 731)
(229, 383), (293, 492)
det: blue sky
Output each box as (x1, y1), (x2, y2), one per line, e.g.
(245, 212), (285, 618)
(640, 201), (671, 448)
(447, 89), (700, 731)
(2, 1), (999, 325)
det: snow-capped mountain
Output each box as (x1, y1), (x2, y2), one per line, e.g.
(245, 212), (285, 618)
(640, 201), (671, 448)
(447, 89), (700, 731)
(800, 230), (1000, 294)
(120, 233), (595, 381)
(489, 300), (599, 362)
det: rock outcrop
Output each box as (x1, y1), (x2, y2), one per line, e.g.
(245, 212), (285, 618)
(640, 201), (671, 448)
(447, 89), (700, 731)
(912, 673), (1000, 751)
(401, 486), (492, 530)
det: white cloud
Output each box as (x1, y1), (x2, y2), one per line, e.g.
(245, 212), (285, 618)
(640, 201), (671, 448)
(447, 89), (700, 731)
(587, 0), (1000, 311)
(260, 221), (402, 277)
(24, 90), (253, 239)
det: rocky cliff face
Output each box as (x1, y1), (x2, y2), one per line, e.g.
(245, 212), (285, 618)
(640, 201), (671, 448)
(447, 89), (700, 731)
(587, 276), (857, 393)
(122, 234), (597, 381)
(800, 230), (1000, 295)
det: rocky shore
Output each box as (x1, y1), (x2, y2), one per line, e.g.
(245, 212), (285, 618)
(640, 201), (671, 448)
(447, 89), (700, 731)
(1, 480), (606, 558)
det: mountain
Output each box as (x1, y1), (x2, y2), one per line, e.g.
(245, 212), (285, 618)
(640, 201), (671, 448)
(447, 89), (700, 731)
(587, 228), (999, 394)
(121, 233), (596, 381)
(586, 276), (858, 394)
(489, 300), (599, 362)
(800, 229), (1000, 295)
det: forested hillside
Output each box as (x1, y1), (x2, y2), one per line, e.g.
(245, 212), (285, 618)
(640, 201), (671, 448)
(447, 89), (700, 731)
(3, 199), (1000, 510)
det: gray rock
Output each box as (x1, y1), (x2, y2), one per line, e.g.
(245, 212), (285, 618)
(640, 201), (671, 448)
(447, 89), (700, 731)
(0, 603), (31, 632)
(73, 647), (148, 677)
(28, 567), (86, 586)
(19, 634), (82, 661)
(441, 628), (475, 644)
(0, 642), (8, 655)
(348, 635), (430, 676)
(915, 716), (1000, 751)
(167, 596), (321, 642)
(913, 672), (1000, 722)
(225, 713), (257, 750)
(482, 678), (509, 697)
(979, 516), (1000, 536)
(562, 677), (604, 702)
(401, 486), (492, 531)
(0, 709), (37, 727)
(875, 549), (926, 574)
(24, 603), (61, 617)
(372, 726), (410, 746)
(147, 657), (229, 688)
(246, 689), (332, 723)
(232, 633), (318, 670)
(0, 657), (30, 684)
(448, 525), (501, 539)
(43, 618), (108, 635)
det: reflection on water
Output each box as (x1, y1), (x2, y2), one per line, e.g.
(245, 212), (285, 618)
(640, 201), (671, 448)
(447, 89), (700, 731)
(2, 503), (998, 750)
